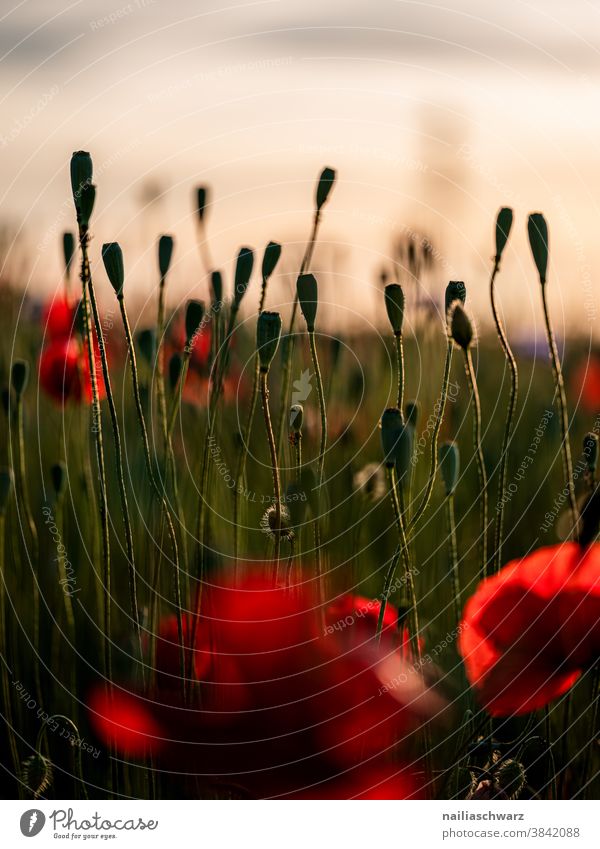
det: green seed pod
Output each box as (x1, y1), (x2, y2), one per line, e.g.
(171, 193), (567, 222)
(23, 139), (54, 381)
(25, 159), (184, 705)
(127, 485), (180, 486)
(62, 232), (75, 275)
(316, 166), (336, 211)
(137, 328), (156, 365)
(185, 299), (205, 347)
(527, 212), (549, 284)
(297, 273), (318, 332)
(102, 242), (124, 297)
(0, 468), (12, 515)
(257, 310), (282, 372)
(380, 407), (403, 468)
(262, 241), (282, 281)
(233, 247), (254, 308)
(584, 432), (599, 474)
(158, 234), (174, 278)
(405, 400), (419, 429)
(210, 270), (223, 304)
(445, 280), (467, 316)
(70, 151), (93, 204)
(77, 182), (96, 228)
(196, 186), (209, 223)
(11, 360), (29, 396)
(439, 441), (459, 496)
(50, 462), (67, 500)
(168, 352), (183, 391)
(289, 403), (303, 432)
(384, 283), (405, 336)
(495, 207), (513, 264)
(449, 302), (474, 350)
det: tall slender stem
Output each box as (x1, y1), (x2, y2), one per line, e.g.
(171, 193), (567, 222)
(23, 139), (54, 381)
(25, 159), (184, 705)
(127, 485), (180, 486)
(0, 512), (21, 793)
(308, 331), (327, 487)
(464, 348), (488, 580)
(260, 370), (281, 572)
(394, 332), (405, 413)
(490, 260), (518, 573)
(156, 273), (169, 461)
(445, 493), (460, 624)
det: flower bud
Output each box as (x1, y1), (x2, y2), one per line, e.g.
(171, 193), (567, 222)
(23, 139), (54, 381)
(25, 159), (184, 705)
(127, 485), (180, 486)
(445, 280), (466, 317)
(137, 328), (156, 365)
(316, 166), (336, 211)
(297, 273), (318, 332)
(449, 302), (474, 350)
(384, 284), (404, 336)
(168, 352), (183, 391)
(196, 186), (209, 223)
(185, 299), (205, 346)
(233, 247), (254, 308)
(289, 403), (303, 432)
(584, 432), (599, 474)
(70, 151), (93, 205)
(62, 232), (75, 275)
(405, 400), (419, 429)
(380, 407), (403, 468)
(102, 242), (124, 297)
(439, 441), (459, 496)
(158, 235), (174, 278)
(77, 182), (96, 228)
(50, 461), (67, 500)
(257, 311), (282, 372)
(210, 270), (223, 304)
(11, 360), (29, 396)
(0, 468), (12, 515)
(262, 241), (282, 281)
(495, 207), (513, 264)
(527, 212), (549, 284)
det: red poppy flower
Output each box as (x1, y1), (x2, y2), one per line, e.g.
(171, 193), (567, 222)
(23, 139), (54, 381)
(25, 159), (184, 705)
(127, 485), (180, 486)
(89, 574), (441, 798)
(325, 594), (421, 663)
(571, 355), (600, 415)
(39, 337), (105, 405)
(42, 294), (77, 340)
(459, 543), (600, 716)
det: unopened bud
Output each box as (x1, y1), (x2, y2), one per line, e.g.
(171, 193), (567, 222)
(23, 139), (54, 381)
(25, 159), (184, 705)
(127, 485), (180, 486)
(257, 311), (282, 372)
(297, 273), (318, 332)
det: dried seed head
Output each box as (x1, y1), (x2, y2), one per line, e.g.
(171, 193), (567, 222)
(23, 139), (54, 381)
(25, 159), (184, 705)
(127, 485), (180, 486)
(158, 234), (174, 278)
(0, 468), (12, 515)
(11, 360), (29, 396)
(384, 283), (405, 336)
(380, 407), (403, 468)
(137, 328), (156, 366)
(185, 299), (205, 347)
(196, 186), (209, 223)
(449, 302), (474, 350)
(261, 241), (282, 281)
(233, 247), (254, 308)
(584, 432), (599, 474)
(405, 400), (419, 429)
(445, 280), (467, 317)
(493, 759), (526, 800)
(257, 310), (282, 372)
(168, 352), (183, 391)
(315, 166), (336, 211)
(22, 753), (53, 799)
(527, 212), (549, 284)
(50, 462), (67, 500)
(289, 403), (303, 432)
(260, 504), (294, 541)
(297, 273), (318, 332)
(495, 207), (513, 264)
(62, 232), (75, 275)
(210, 270), (223, 304)
(70, 151), (93, 205)
(102, 242), (124, 297)
(439, 441), (459, 496)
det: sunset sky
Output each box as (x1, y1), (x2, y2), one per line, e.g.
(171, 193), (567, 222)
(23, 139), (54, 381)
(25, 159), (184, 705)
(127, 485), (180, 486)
(2, 0), (600, 338)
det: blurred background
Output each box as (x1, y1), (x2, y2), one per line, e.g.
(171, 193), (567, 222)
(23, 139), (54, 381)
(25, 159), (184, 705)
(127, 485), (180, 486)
(1, 0), (600, 338)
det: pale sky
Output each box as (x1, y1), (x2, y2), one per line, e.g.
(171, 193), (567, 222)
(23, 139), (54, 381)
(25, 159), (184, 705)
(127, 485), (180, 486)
(1, 0), (600, 338)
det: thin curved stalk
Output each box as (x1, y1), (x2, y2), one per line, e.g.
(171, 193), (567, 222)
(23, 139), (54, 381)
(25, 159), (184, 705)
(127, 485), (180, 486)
(445, 493), (460, 624)
(490, 260), (518, 573)
(0, 512), (21, 794)
(582, 663), (599, 799)
(464, 348), (488, 580)
(156, 273), (169, 461)
(394, 331), (405, 413)
(407, 340), (453, 534)
(260, 370), (281, 573)
(540, 285), (577, 533)
(308, 331), (327, 487)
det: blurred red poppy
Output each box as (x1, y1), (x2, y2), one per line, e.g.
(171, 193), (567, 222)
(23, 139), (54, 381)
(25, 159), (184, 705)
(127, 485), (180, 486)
(39, 336), (105, 405)
(89, 575), (441, 798)
(42, 294), (77, 340)
(459, 543), (600, 716)
(571, 355), (600, 415)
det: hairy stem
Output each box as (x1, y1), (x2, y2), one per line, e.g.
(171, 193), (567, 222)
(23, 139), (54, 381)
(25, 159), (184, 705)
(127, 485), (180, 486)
(464, 348), (488, 580)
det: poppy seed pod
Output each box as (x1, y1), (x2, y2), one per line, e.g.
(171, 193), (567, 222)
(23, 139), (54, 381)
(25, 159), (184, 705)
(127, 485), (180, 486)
(289, 403), (303, 432)
(185, 299), (205, 346)
(380, 407), (403, 468)
(168, 352), (183, 391)
(439, 441), (460, 496)
(70, 151), (93, 204)
(528, 213), (549, 284)
(261, 241), (282, 281)
(0, 468), (12, 514)
(584, 432), (599, 474)
(405, 400), (419, 429)
(62, 232), (75, 274)
(11, 360), (29, 396)
(495, 207), (513, 264)
(445, 280), (467, 317)
(233, 247), (254, 307)
(297, 273), (318, 332)
(316, 166), (336, 211)
(384, 284), (404, 336)
(77, 182), (96, 228)
(210, 270), (223, 304)
(158, 235), (174, 278)
(137, 328), (156, 366)
(257, 311), (282, 372)
(50, 461), (67, 500)
(196, 186), (209, 223)
(449, 302), (474, 350)
(102, 243), (125, 297)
